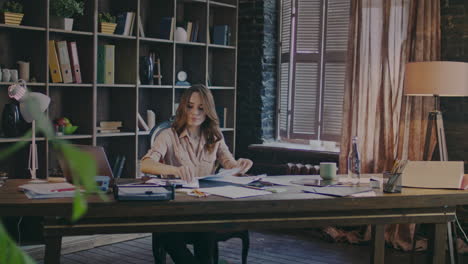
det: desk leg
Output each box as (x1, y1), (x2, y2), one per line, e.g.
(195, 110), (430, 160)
(44, 235), (62, 264)
(427, 223), (447, 264)
(370, 224), (385, 264)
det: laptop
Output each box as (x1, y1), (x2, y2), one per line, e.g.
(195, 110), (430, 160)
(57, 145), (114, 186)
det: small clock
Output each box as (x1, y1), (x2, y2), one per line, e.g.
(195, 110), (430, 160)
(177, 71), (187, 82)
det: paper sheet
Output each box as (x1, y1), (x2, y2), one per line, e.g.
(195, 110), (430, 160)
(198, 186), (271, 199)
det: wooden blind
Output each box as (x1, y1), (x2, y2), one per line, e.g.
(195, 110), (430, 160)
(279, 0), (293, 137)
(279, 62), (290, 133)
(278, 0), (350, 142)
(321, 0), (350, 141)
(296, 0), (320, 53)
(291, 62), (319, 138)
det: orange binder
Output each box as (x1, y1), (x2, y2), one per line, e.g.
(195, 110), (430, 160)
(48, 40), (62, 83)
(55, 41), (73, 83)
(67, 41), (82, 83)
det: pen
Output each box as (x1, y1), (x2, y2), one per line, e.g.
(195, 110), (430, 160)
(51, 188), (75, 192)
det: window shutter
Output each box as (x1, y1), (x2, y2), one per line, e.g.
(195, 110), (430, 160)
(279, 62), (290, 135)
(322, 63), (346, 140)
(321, 0), (350, 141)
(297, 0), (321, 53)
(291, 62), (319, 139)
(325, 0), (351, 51)
(279, 0), (293, 137)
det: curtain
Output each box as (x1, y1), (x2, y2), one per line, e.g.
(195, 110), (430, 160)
(334, 0), (440, 251)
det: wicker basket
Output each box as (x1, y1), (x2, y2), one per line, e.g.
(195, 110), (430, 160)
(100, 22), (117, 34)
(2, 12), (24, 25)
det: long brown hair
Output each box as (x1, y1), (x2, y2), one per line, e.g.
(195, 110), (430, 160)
(173, 84), (222, 152)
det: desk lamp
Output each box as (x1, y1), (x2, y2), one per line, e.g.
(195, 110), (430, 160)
(404, 61), (468, 161)
(8, 79), (51, 181)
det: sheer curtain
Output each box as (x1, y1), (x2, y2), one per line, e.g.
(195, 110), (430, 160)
(339, 0), (413, 174)
(336, 0), (440, 250)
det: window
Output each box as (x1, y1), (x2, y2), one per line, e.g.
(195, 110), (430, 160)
(278, 0), (351, 143)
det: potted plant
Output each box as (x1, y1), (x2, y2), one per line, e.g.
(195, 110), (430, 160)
(1, 1), (24, 25)
(99, 12), (116, 34)
(50, 0), (84, 31)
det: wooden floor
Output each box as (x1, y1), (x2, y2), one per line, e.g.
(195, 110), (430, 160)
(34, 229), (467, 264)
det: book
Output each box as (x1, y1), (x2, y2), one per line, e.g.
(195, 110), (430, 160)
(137, 113), (150, 131)
(186, 21), (193, 41)
(138, 15), (145, 37)
(159, 17), (174, 40)
(114, 12), (129, 35)
(213, 25), (230, 45)
(97, 128), (121, 133)
(67, 41), (82, 83)
(55, 40), (73, 83)
(128, 12), (136, 36)
(100, 121), (122, 129)
(191, 21), (199, 42)
(48, 40), (62, 83)
(216, 106), (227, 128)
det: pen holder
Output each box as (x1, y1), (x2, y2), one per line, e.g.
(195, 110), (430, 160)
(383, 172), (402, 193)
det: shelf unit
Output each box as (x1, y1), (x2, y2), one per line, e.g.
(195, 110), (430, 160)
(0, 0), (238, 179)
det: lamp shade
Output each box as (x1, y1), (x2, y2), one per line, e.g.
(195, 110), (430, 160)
(404, 61), (468, 97)
(8, 80), (50, 123)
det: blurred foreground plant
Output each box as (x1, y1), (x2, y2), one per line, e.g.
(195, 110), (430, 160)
(0, 94), (105, 263)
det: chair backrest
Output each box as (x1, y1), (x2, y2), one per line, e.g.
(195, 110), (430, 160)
(149, 116), (175, 147)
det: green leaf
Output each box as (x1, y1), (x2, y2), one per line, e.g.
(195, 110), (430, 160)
(0, 221), (36, 264)
(72, 190), (87, 221)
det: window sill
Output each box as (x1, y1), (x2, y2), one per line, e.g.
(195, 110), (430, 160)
(249, 141), (340, 155)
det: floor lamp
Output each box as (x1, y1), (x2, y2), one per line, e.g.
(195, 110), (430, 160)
(404, 61), (468, 264)
(8, 80), (51, 182)
(404, 61), (468, 161)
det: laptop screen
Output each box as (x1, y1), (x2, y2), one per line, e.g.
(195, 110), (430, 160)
(58, 145), (114, 184)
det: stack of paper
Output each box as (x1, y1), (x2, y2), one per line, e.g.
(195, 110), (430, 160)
(19, 183), (77, 199)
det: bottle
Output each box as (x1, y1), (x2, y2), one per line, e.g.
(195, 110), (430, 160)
(347, 136), (361, 185)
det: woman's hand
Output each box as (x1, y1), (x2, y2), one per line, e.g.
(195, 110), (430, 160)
(175, 165), (196, 183)
(235, 158), (253, 175)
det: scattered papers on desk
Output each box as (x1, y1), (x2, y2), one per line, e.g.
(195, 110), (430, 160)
(19, 182), (77, 199)
(262, 175), (321, 186)
(198, 186), (271, 199)
(202, 174), (266, 185)
(145, 178), (199, 188)
(303, 186), (373, 197)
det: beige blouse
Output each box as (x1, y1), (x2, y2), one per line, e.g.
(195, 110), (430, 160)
(142, 128), (237, 177)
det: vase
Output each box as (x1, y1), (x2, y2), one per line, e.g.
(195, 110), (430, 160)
(50, 16), (74, 31)
(2, 69), (10, 82)
(139, 56), (154, 85)
(2, 103), (27, 137)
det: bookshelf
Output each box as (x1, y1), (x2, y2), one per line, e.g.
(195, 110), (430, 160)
(0, 0), (238, 179)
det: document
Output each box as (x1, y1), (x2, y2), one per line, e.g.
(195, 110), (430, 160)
(303, 186), (372, 197)
(198, 186), (271, 199)
(19, 183), (77, 199)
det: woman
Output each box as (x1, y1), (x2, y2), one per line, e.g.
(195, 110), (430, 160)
(141, 84), (253, 264)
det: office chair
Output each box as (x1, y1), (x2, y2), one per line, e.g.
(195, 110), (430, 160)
(148, 118), (250, 264)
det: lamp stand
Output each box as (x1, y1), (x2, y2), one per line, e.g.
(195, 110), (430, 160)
(422, 95), (457, 264)
(28, 120), (40, 182)
(423, 95), (448, 161)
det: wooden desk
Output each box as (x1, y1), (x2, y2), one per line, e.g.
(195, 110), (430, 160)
(1, 179), (467, 264)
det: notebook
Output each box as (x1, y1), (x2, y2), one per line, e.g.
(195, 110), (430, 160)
(401, 161), (466, 189)
(58, 145), (114, 185)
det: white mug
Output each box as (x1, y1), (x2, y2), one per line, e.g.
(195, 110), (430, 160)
(2, 69), (11, 82)
(10, 69), (18, 82)
(320, 162), (337, 180)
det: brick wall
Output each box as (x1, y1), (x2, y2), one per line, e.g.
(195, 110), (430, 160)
(236, 0), (277, 158)
(440, 0), (468, 170)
